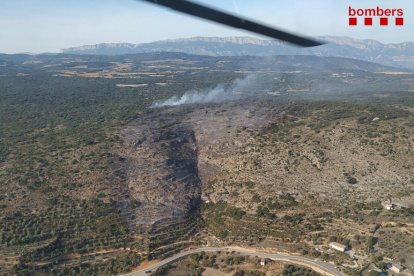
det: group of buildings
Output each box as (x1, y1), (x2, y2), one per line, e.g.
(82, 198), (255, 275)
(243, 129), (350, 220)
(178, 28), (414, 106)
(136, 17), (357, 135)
(328, 242), (405, 274)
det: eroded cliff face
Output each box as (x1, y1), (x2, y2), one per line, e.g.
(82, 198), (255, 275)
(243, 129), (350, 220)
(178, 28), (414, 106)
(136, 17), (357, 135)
(117, 101), (288, 233)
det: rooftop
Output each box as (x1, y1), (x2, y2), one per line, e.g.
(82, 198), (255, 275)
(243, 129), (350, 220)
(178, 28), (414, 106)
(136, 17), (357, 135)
(329, 242), (347, 249)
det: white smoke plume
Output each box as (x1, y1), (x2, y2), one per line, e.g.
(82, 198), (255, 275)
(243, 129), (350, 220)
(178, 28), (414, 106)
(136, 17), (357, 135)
(151, 74), (258, 108)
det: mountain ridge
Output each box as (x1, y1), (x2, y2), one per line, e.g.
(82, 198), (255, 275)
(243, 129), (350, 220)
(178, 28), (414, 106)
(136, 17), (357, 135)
(61, 36), (414, 70)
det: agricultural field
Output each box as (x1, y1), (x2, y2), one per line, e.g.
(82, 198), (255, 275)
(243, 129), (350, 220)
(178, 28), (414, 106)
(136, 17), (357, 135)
(0, 52), (413, 275)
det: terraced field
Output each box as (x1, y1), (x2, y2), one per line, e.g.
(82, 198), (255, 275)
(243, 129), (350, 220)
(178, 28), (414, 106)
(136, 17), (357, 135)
(1, 52), (414, 275)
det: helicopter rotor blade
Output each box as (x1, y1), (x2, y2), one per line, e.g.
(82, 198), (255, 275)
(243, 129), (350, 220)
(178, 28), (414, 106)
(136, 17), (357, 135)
(140, 0), (323, 47)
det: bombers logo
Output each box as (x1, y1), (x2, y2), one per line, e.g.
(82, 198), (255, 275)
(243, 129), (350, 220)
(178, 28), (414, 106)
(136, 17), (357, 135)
(349, 6), (404, 26)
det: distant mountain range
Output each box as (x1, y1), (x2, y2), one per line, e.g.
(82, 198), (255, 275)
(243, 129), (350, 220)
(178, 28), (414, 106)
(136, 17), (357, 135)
(61, 36), (414, 70)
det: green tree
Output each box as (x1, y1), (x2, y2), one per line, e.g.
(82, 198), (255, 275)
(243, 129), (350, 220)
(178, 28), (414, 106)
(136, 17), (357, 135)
(366, 236), (375, 253)
(368, 271), (380, 276)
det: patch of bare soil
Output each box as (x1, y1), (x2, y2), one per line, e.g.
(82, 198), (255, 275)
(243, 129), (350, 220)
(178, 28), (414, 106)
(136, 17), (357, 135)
(117, 100), (288, 233)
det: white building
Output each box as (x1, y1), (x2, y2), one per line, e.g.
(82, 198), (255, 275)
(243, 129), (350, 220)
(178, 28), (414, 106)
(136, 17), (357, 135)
(329, 242), (348, 252)
(260, 258), (266, 266)
(390, 263), (403, 274)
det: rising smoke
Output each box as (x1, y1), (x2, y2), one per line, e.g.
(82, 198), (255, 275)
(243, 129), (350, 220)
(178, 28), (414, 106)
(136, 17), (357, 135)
(151, 74), (258, 108)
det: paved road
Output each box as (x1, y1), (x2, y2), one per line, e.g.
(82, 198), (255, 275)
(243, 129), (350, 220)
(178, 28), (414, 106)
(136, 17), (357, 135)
(122, 247), (343, 276)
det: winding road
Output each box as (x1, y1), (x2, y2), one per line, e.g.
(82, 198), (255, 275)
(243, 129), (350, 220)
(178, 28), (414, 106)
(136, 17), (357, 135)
(122, 247), (343, 276)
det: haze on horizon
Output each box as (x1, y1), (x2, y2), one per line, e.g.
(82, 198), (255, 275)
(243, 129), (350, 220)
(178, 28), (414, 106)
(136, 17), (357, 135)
(0, 0), (413, 54)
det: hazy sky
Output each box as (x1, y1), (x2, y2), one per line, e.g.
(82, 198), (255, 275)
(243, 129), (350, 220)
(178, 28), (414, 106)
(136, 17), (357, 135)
(0, 0), (413, 53)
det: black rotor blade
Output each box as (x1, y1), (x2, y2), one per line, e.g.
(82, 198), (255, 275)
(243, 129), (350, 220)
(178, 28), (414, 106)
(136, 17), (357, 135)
(140, 0), (323, 47)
